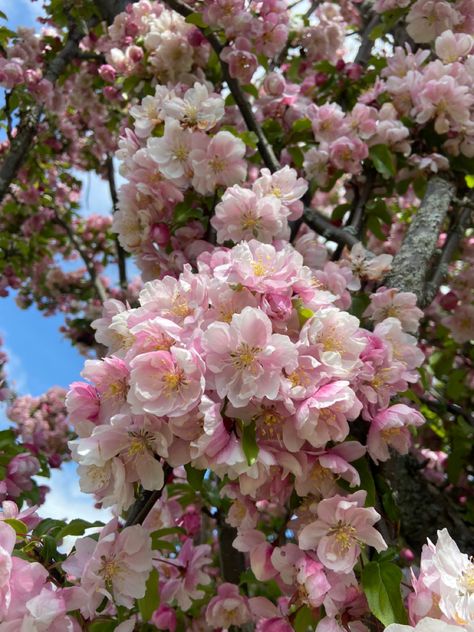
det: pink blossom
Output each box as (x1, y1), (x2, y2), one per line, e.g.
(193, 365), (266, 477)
(364, 287), (424, 333)
(205, 583), (251, 628)
(298, 491), (387, 573)
(435, 29), (473, 62)
(295, 381), (362, 449)
(128, 347), (205, 417)
(163, 82), (224, 131)
(442, 304), (474, 343)
(218, 240), (304, 294)
(62, 518), (153, 617)
(191, 130), (247, 194)
(368, 404), (424, 464)
(81, 356), (130, 422)
(406, 0), (462, 43)
(233, 529), (277, 581)
(147, 119), (200, 182)
(151, 604), (177, 631)
(221, 46), (258, 84)
(158, 539), (212, 611)
(202, 306), (297, 407)
(329, 136), (368, 174)
(252, 166), (308, 220)
(212, 186), (288, 243)
(299, 307), (366, 377)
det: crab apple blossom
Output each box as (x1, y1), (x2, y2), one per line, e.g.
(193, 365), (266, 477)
(62, 518), (153, 617)
(298, 491), (387, 573)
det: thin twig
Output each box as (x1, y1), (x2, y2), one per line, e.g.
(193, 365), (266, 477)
(124, 464), (173, 526)
(106, 155), (128, 291)
(424, 202), (473, 304)
(54, 212), (108, 303)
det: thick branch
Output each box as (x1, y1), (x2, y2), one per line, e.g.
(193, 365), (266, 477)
(384, 176), (456, 305)
(380, 454), (474, 555)
(54, 213), (108, 303)
(106, 156), (128, 291)
(302, 208), (359, 248)
(354, 3), (380, 66)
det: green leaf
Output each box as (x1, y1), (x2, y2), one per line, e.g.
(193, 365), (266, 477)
(367, 215), (387, 241)
(291, 118), (312, 134)
(33, 518), (65, 538)
(352, 457), (376, 507)
(151, 538), (176, 552)
(57, 519), (104, 540)
(239, 130), (258, 149)
(185, 12), (207, 28)
(89, 621), (116, 632)
(151, 526), (185, 539)
(240, 421), (259, 466)
(287, 145), (304, 168)
(138, 568), (160, 622)
(242, 84), (259, 99)
(332, 203), (351, 221)
(225, 93), (236, 107)
(297, 305), (314, 327)
(369, 144), (396, 178)
(294, 604), (316, 631)
(349, 293), (370, 320)
(465, 175), (474, 189)
(185, 464), (205, 491)
(362, 561), (408, 627)
(4, 518), (27, 536)
(0, 10), (7, 19)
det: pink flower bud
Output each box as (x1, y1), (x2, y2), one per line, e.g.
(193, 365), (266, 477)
(264, 72), (285, 96)
(151, 223), (171, 247)
(127, 45), (143, 64)
(99, 64), (116, 82)
(345, 62), (363, 80)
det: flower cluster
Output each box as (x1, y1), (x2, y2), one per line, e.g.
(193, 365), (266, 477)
(6, 386), (70, 465)
(113, 80), (248, 278)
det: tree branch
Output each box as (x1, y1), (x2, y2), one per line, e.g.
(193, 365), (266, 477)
(380, 453), (474, 555)
(163, 0), (366, 251)
(106, 155), (128, 291)
(384, 176), (456, 305)
(54, 213), (108, 303)
(423, 200), (473, 304)
(124, 464), (173, 526)
(354, 4), (380, 66)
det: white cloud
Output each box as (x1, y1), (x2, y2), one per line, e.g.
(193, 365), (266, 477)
(38, 463), (111, 525)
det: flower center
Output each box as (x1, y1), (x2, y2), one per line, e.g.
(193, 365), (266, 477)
(241, 212), (261, 231)
(329, 522), (357, 552)
(162, 369), (187, 393)
(230, 343), (261, 369)
(100, 557), (121, 584)
(174, 144), (189, 162)
(209, 156), (225, 173)
(104, 379), (127, 400)
(381, 426), (402, 441)
(460, 563), (474, 594)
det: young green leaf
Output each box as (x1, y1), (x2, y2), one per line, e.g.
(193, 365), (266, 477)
(362, 561), (408, 627)
(138, 568), (160, 622)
